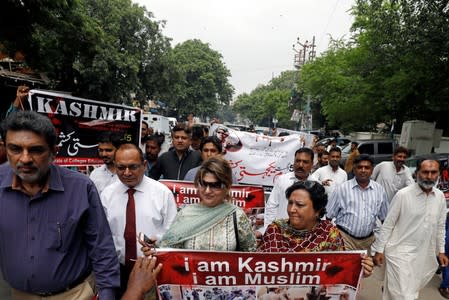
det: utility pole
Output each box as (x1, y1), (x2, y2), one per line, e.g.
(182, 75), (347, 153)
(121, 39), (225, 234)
(291, 36), (316, 131)
(293, 36), (316, 68)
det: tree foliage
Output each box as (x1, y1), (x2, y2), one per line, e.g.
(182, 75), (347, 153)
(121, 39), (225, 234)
(233, 70), (296, 128)
(300, 0), (449, 133)
(165, 39), (234, 120)
(0, 0), (234, 118)
(75, 0), (172, 104)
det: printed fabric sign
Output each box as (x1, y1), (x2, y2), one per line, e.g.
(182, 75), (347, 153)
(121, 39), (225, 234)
(209, 124), (315, 187)
(160, 180), (265, 209)
(156, 249), (364, 300)
(28, 89), (141, 166)
(160, 180), (266, 234)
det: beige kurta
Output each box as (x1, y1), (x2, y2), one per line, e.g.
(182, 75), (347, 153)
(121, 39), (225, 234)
(372, 183), (446, 300)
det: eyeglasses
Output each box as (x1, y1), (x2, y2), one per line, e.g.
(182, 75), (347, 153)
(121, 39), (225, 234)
(294, 180), (318, 189)
(115, 164), (142, 172)
(199, 180), (225, 191)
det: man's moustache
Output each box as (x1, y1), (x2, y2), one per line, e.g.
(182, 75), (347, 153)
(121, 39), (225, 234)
(421, 180), (436, 185)
(16, 163), (35, 168)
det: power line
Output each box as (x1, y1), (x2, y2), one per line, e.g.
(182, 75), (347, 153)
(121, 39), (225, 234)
(318, 0), (341, 47)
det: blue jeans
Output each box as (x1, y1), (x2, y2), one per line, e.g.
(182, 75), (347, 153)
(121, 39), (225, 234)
(441, 213), (449, 288)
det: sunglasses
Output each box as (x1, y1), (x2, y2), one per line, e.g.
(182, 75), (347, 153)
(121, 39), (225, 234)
(199, 180), (225, 191)
(293, 180), (319, 190)
(115, 164), (142, 171)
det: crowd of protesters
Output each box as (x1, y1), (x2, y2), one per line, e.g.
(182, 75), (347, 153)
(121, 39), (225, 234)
(0, 86), (447, 300)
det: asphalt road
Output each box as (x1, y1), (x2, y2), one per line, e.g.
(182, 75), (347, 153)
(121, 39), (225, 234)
(358, 265), (445, 299)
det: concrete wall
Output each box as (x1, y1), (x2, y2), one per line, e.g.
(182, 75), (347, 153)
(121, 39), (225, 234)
(435, 137), (449, 153)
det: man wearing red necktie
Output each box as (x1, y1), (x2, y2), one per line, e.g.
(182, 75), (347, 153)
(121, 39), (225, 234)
(100, 143), (177, 298)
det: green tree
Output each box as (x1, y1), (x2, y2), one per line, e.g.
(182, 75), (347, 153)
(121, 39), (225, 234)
(166, 39), (234, 120)
(300, 41), (384, 132)
(300, 0), (449, 133)
(233, 71), (296, 128)
(0, 0), (172, 104)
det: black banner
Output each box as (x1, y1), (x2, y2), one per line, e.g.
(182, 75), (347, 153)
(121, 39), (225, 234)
(28, 90), (141, 166)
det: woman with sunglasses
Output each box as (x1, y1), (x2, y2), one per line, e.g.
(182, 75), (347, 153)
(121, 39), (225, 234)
(157, 156), (256, 251)
(258, 181), (374, 277)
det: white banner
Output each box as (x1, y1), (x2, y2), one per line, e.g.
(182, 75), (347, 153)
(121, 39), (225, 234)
(210, 124), (315, 186)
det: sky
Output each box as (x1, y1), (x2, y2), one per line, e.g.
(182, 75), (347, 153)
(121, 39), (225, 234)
(135, 0), (355, 97)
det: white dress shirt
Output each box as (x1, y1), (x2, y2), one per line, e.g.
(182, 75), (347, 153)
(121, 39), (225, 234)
(101, 176), (177, 264)
(309, 165), (347, 195)
(89, 164), (119, 195)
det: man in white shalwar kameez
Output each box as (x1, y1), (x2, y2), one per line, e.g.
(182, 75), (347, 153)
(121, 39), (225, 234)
(373, 159), (448, 300)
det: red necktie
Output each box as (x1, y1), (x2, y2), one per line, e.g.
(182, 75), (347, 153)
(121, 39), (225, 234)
(124, 188), (136, 268)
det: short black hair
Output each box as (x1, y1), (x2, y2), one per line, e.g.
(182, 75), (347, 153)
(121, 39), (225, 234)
(294, 147), (314, 162)
(2, 111), (57, 148)
(318, 150), (330, 159)
(144, 134), (163, 147)
(200, 136), (222, 153)
(354, 154), (374, 166)
(328, 147), (341, 155)
(172, 123), (191, 137)
(394, 146), (409, 156)
(191, 125), (204, 139)
(416, 158), (441, 171)
(285, 181), (328, 218)
(98, 132), (122, 148)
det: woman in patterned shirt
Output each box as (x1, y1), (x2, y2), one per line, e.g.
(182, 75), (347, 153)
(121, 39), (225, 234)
(258, 181), (373, 276)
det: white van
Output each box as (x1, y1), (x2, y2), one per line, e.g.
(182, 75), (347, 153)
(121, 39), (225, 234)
(167, 117), (177, 129)
(142, 113), (172, 153)
(142, 113), (170, 134)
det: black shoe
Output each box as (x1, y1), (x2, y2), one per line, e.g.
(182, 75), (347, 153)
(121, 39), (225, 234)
(439, 287), (449, 299)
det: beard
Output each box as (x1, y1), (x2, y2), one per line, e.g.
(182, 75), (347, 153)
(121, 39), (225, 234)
(417, 177), (437, 190)
(394, 160), (404, 169)
(15, 164), (49, 183)
(329, 160), (339, 168)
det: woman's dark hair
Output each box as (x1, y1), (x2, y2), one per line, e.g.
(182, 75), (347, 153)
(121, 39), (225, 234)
(285, 181), (328, 218)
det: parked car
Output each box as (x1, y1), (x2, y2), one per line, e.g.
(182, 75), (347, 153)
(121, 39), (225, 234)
(316, 137), (351, 149)
(405, 153), (449, 207)
(341, 139), (396, 166)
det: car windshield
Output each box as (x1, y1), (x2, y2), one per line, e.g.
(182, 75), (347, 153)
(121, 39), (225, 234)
(405, 159), (417, 174)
